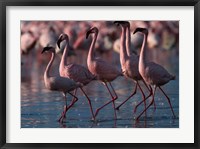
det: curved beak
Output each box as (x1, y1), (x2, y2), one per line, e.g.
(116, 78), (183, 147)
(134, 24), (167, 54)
(57, 37), (62, 49)
(133, 27), (146, 34)
(86, 29), (92, 39)
(41, 46), (52, 54)
(113, 21), (120, 26)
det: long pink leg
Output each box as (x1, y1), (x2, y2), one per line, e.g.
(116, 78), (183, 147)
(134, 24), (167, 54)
(109, 82), (118, 99)
(58, 92), (79, 123)
(80, 87), (95, 120)
(116, 83), (137, 110)
(64, 89), (77, 118)
(142, 80), (156, 110)
(94, 82), (118, 119)
(70, 89), (77, 106)
(66, 92), (79, 110)
(136, 86), (157, 121)
(58, 93), (68, 123)
(134, 84), (153, 113)
(158, 86), (176, 118)
(137, 82), (147, 117)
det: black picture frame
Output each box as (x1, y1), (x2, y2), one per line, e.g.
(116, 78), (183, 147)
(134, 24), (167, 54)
(0, 0), (199, 148)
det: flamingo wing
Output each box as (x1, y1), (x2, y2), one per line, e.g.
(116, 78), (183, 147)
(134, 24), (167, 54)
(91, 58), (122, 82)
(46, 76), (79, 92)
(62, 64), (95, 85)
(145, 62), (175, 86)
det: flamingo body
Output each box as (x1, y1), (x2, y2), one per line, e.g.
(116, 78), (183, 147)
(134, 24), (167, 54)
(88, 58), (122, 82)
(140, 62), (175, 86)
(60, 63), (95, 85)
(44, 76), (79, 93)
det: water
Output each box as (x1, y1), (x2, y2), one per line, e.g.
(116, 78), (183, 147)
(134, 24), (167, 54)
(21, 49), (179, 128)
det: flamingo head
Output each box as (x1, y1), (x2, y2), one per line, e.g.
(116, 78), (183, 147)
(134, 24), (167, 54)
(41, 45), (55, 54)
(114, 21), (130, 28)
(57, 33), (69, 49)
(86, 27), (98, 39)
(133, 27), (148, 35)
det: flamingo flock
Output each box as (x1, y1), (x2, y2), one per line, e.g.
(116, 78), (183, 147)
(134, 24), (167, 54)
(35, 21), (177, 123)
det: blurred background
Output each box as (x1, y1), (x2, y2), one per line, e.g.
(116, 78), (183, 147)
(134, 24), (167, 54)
(21, 21), (179, 128)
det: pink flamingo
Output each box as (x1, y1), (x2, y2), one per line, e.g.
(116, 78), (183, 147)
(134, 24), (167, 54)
(41, 46), (82, 123)
(86, 27), (123, 119)
(57, 33), (96, 120)
(21, 30), (37, 55)
(114, 21), (153, 113)
(133, 27), (176, 120)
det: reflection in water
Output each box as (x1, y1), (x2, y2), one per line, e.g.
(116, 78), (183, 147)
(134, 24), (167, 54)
(21, 49), (179, 128)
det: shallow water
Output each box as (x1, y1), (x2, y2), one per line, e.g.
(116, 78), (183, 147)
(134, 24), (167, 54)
(21, 49), (179, 128)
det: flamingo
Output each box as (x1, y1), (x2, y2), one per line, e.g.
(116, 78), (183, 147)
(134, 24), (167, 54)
(21, 30), (37, 55)
(133, 27), (176, 120)
(86, 27), (123, 119)
(114, 21), (153, 113)
(57, 33), (96, 120)
(41, 46), (82, 123)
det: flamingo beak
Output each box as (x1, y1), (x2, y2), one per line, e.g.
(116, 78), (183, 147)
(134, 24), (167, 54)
(57, 37), (62, 49)
(41, 46), (52, 54)
(113, 21), (120, 26)
(133, 27), (146, 34)
(41, 47), (48, 54)
(86, 29), (92, 39)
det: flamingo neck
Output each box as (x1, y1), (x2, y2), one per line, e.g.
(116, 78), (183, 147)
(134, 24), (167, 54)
(87, 33), (97, 62)
(120, 27), (128, 65)
(139, 33), (148, 69)
(126, 26), (131, 56)
(60, 41), (69, 72)
(44, 52), (55, 79)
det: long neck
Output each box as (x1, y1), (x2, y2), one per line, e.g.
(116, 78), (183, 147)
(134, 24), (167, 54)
(59, 41), (69, 72)
(120, 27), (128, 65)
(44, 52), (55, 79)
(126, 26), (131, 56)
(139, 33), (148, 70)
(87, 33), (97, 62)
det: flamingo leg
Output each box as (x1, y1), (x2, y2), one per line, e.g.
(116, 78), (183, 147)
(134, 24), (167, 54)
(134, 84), (153, 113)
(71, 89), (77, 105)
(94, 82), (118, 119)
(66, 92), (79, 110)
(158, 86), (176, 118)
(136, 82), (147, 117)
(109, 82), (118, 99)
(58, 92), (79, 123)
(58, 93), (68, 123)
(80, 87), (95, 120)
(142, 80), (155, 109)
(116, 82), (137, 110)
(136, 86), (157, 121)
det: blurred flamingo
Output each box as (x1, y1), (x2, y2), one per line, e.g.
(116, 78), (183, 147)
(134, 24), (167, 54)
(133, 27), (176, 120)
(41, 46), (82, 123)
(114, 21), (153, 114)
(57, 33), (96, 120)
(39, 25), (74, 55)
(86, 27), (123, 119)
(21, 30), (37, 55)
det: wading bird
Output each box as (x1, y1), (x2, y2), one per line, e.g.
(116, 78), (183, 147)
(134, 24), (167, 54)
(114, 21), (152, 114)
(57, 33), (96, 120)
(133, 27), (176, 120)
(86, 27), (123, 119)
(41, 46), (82, 123)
